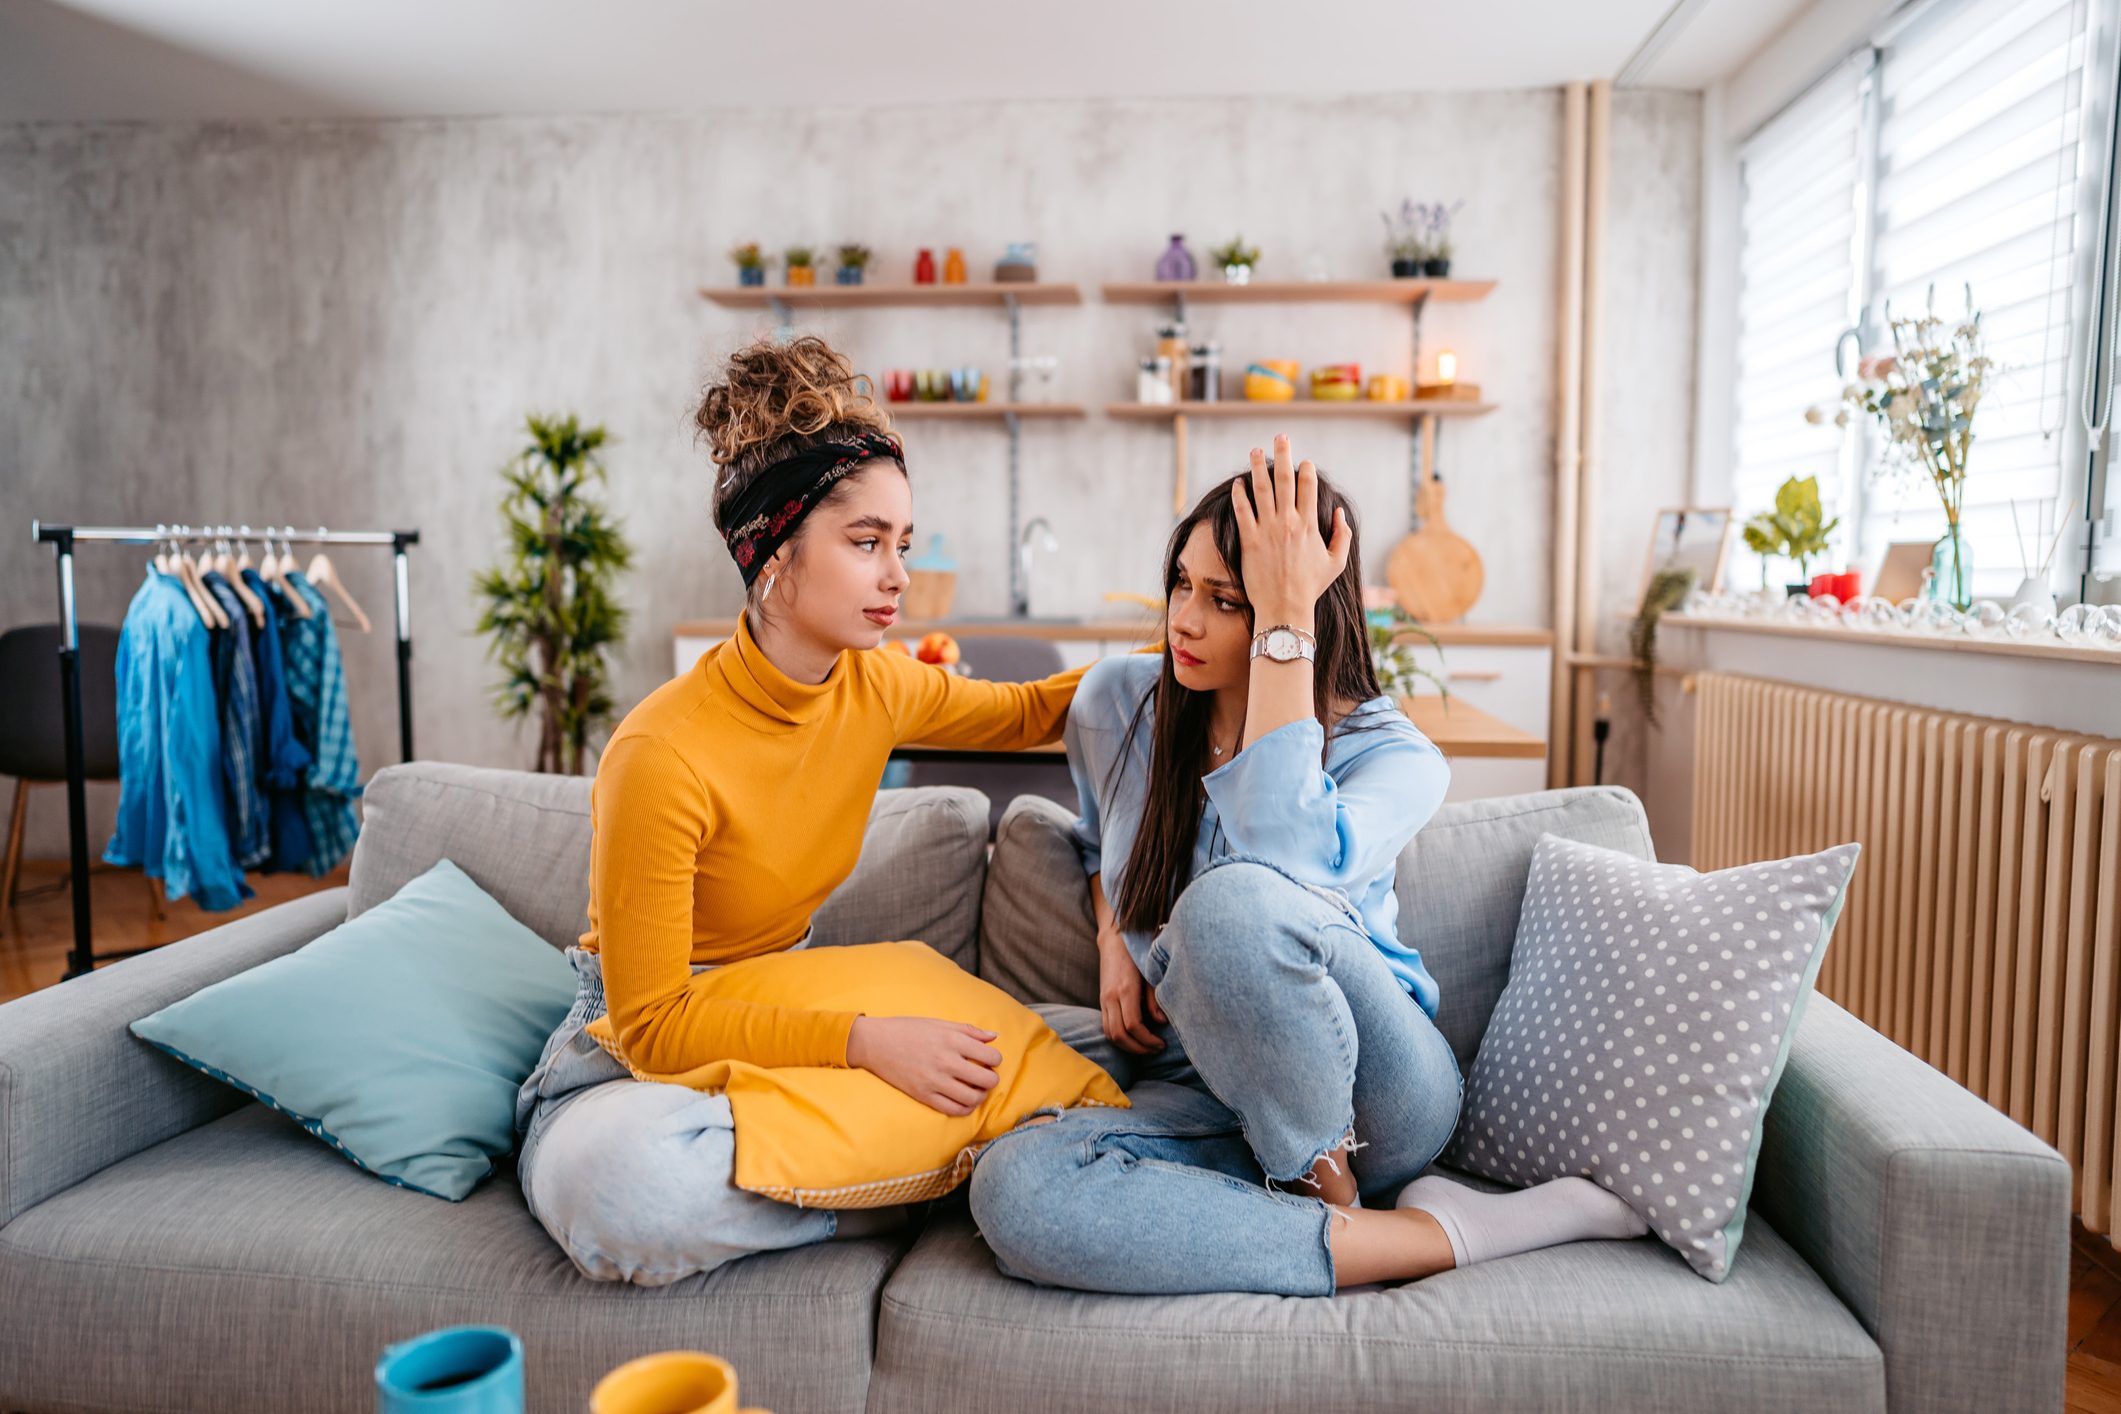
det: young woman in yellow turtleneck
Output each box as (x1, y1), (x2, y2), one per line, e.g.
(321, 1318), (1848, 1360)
(512, 335), (1089, 1285)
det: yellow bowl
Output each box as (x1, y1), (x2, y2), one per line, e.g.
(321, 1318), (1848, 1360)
(1245, 373), (1297, 401)
(1310, 381), (1360, 401)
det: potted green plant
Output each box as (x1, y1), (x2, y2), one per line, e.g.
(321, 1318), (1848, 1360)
(1367, 606), (1452, 705)
(1209, 236), (1260, 285)
(730, 242), (767, 287)
(472, 414), (635, 776)
(784, 245), (817, 287)
(1420, 200), (1463, 277)
(835, 243), (872, 286)
(1741, 474), (1839, 596)
(1381, 199), (1428, 277)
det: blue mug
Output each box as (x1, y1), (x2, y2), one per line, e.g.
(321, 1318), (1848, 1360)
(375, 1326), (524, 1413)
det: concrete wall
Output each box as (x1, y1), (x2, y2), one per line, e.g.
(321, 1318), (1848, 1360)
(0, 89), (1701, 857)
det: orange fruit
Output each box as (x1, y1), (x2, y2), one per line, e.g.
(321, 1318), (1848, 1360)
(916, 631), (961, 665)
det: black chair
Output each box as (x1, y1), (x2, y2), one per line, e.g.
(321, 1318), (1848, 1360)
(0, 624), (122, 935)
(906, 636), (1079, 839)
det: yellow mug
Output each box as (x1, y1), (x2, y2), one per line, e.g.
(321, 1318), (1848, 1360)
(590, 1352), (770, 1414)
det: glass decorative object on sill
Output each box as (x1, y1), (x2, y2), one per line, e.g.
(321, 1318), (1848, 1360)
(1928, 523), (1971, 611)
(1673, 585), (2121, 653)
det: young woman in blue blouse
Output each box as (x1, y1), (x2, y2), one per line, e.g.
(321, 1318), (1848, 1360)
(969, 436), (1645, 1294)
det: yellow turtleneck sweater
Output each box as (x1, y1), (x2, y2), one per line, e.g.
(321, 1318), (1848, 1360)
(583, 611), (1089, 1077)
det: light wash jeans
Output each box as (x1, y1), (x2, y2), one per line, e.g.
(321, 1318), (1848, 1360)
(969, 855), (1465, 1296)
(514, 937), (890, 1285)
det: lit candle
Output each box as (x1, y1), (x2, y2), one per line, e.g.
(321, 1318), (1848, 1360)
(1436, 349), (1458, 385)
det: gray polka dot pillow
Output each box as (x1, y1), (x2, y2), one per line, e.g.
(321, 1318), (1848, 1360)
(1446, 831), (1861, 1281)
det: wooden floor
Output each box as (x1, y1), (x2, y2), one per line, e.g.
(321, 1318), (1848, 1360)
(4, 858), (2121, 1408)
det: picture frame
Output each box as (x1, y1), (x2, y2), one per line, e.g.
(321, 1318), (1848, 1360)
(1637, 506), (1732, 605)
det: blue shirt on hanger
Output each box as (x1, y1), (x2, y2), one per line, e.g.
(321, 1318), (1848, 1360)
(242, 568), (314, 874)
(280, 569), (362, 877)
(202, 571), (269, 870)
(104, 566), (253, 912)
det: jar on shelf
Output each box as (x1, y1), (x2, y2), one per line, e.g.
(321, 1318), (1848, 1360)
(1138, 356), (1175, 404)
(1156, 323), (1189, 403)
(1188, 342), (1221, 402)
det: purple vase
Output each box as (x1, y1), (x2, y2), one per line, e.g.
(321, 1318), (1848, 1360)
(1155, 235), (1196, 282)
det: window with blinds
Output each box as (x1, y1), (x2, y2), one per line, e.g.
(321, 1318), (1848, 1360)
(1729, 0), (2111, 597)
(1866, 0), (2096, 596)
(1731, 60), (1866, 591)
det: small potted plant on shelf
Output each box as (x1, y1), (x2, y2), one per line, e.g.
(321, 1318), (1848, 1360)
(1209, 236), (1260, 285)
(1367, 606), (1452, 706)
(1382, 199), (1428, 278)
(783, 245), (817, 287)
(1741, 474), (1839, 597)
(730, 242), (768, 287)
(1420, 200), (1463, 277)
(835, 243), (872, 286)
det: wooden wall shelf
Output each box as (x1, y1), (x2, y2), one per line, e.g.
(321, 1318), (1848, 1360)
(1101, 279), (1495, 305)
(702, 283), (1081, 309)
(1107, 399), (1496, 421)
(886, 403), (1085, 420)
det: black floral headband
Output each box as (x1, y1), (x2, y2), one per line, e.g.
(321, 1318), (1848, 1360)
(721, 430), (906, 588)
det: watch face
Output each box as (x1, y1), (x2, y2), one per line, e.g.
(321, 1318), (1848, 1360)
(1266, 628), (1301, 660)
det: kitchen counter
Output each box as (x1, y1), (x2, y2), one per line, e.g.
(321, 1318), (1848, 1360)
(671, 616), (1554, 647)
(895, 694), (1540, 761)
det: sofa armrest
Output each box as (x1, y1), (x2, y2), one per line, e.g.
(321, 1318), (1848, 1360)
(1751, 993), (2070, 1414)
(0, 887), (349, 1228)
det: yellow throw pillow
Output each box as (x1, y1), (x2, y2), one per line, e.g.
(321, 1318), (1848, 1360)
(583, 940), (1128, 1208)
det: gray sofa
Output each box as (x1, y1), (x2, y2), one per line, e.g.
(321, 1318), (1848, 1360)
(0, 762), (2069, 1413)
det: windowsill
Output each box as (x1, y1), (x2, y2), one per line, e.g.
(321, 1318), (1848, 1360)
(1661, 612), (2121, 668)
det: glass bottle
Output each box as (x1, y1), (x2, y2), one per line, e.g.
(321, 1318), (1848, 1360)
(1155, 235), (1196, 282)
(1156, 323), (1189, 403)
(913, 248), (936, 284)
(943, 247), (967, 284)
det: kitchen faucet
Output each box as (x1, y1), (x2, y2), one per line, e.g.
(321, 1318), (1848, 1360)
(1016, 516), (1058, 618)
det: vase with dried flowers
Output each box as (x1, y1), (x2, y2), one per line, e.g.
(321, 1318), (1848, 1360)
(1814, 285), (1992, 610)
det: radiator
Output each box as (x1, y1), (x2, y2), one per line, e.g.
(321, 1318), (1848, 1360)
(1690, 672), (2121, 1236)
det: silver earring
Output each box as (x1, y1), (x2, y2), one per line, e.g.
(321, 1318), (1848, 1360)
(763, 572), (777, 603)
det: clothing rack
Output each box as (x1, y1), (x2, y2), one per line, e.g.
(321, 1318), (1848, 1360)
(28, 521), (421, 979)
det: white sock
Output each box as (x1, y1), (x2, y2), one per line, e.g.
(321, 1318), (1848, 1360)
(1394, 1173), (1647, 1268)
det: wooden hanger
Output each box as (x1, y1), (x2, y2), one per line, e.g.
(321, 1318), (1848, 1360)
(305, 548), (373, 634)
(273, 535), (312, 618)
(170, 535), (226, 629)
(217, 537), (267, 628)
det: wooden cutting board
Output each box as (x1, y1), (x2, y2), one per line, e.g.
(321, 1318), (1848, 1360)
(1387, 416), (1483, 622)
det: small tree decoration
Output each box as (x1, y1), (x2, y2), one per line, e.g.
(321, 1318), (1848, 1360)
(730, 242), (767, 286)
(473, 414), (634, 776)
(1812, 284), (1992, 610)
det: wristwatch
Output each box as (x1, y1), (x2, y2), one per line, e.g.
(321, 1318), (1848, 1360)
(1250, 624), (1317, 665)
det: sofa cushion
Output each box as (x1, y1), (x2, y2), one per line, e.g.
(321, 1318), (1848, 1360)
(978, 794), (1099, 1009)
(1447, 834), (1860, 1282)
(131, 859), (577, 1201)
(868, 1206), (1884, 1414)
(0, 1104), (906, 1414)
(1400, 786), (1656, 1074)
(347, 761), (991, 973)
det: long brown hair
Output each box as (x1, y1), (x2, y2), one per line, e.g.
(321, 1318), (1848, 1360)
(1108, 461), (1384, 938)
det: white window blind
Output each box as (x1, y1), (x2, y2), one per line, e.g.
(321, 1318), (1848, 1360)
(1866, 0), (2095, 595)
(1731, 60), (1865, 589)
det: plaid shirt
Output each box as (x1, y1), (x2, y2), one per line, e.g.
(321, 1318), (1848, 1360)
(279, 571), (363, 876)
(202, 573), (269, 869)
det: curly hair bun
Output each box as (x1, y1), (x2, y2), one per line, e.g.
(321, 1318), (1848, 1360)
(695, 334), (892, 471)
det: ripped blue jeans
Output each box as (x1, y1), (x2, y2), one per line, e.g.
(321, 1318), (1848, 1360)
(970, 855), (1464, 1296)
